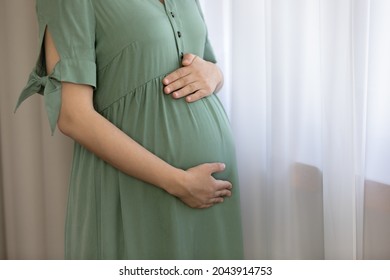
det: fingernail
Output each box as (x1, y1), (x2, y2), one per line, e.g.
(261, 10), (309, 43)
(221, 163), (226, 169)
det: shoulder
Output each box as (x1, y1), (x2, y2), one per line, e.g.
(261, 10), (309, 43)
(37, 0), (93, 5)
(36, 0), (94, 16)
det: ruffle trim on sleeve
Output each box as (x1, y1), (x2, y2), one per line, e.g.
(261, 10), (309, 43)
(15, 59), (96, 135)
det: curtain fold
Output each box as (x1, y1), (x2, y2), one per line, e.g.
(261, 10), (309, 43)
(351, 0), (371, 260)
(1, 0), (389, 260)
(320, 0), (357, 260)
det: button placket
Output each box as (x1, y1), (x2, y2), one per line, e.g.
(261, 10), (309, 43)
(164, 0), (184, 61)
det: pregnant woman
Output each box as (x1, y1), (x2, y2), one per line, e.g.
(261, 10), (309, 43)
(16, 0), (243, 259)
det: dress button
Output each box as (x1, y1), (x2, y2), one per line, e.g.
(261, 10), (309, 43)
(177, 31), (182, 38)
(171, 12), (175, 17)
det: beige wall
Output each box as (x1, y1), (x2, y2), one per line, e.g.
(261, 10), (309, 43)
(0, 0), (73, 259)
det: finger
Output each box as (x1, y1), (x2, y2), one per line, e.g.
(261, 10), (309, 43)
(205, 162), (226, 174)
(182, 53), (197, 66)
(163, 67), (191, 86)
(215, 179), (233, 191)
(215, 189), (232, 198)
(201, 196), (225, 209)
(185, 89), (208, 103)
(211, 197), (224, 204)
(164, 74), (195, 95)
(171, 82), (198, 99)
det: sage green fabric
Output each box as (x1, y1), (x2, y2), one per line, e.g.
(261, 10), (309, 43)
(17, 0), (243, 259)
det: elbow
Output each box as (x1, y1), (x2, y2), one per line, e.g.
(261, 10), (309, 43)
(56, 82), (95, 137)
(57, 112), (74, 137)
(57, 105), (96, 139)
(57, 106), (87, 138)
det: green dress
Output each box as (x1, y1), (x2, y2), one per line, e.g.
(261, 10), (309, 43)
(16, 0), (243, 259)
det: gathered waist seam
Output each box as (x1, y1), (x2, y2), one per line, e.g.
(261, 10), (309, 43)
(96, 73), (168, 114)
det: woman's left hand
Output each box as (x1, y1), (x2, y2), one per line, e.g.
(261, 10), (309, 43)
(162, 53), (223, 103)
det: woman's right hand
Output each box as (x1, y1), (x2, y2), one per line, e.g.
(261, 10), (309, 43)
(170, 163), (233, 209)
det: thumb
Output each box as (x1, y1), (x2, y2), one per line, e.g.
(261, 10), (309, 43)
(206, 162), (226, 174)
(182, 53), (197, 66)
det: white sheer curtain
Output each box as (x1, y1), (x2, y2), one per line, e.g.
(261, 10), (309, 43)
(201, 0), (390, 259)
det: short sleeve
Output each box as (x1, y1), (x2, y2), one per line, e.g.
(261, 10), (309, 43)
(194, 0), (217, 63)
(15, 0), (97, 134)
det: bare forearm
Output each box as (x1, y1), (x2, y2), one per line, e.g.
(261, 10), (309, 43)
(59, 106), (184, 195)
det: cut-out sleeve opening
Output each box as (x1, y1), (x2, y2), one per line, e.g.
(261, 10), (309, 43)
(15, 0), (96, 135)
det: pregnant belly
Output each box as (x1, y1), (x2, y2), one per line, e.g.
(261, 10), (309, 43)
(101, 81), (236, 180)
(156, 96), (236, 179)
